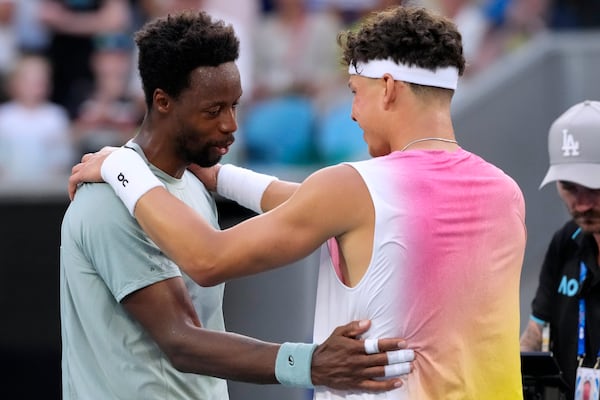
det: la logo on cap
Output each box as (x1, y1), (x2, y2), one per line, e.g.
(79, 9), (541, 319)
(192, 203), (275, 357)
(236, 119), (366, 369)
(561, 129), (579, 157)
(540, 99), (600, 190)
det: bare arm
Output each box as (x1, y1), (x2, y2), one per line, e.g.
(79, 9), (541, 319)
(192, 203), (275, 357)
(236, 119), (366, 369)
(519, 319), (543, 352)
(124, 276), (409, 389)
(260, 179), (300, 212)
(187, 163), (300, 212)
(67, 148), (355, 284)
(69, 152), (299, 212)
(134, 165), (362, 286)
(123, 276), (278, 382)
(69, 149), (362, 285)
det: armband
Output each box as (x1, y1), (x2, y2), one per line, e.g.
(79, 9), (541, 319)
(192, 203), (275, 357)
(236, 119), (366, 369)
(216, 164), (278, 214)
(275, 342), (318, 388)
(100, 147), (165, 216)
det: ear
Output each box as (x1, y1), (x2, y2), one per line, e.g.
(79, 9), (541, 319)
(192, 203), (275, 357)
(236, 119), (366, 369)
(382, 73), (398, 109)
(153, 89), (171, 113)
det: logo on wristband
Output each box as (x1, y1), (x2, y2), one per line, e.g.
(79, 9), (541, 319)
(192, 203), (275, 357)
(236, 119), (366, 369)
(288, 355), (295, 366)
(118, 172), (129, 188)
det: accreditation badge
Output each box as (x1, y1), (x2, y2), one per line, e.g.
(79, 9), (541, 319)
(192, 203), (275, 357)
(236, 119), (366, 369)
(575, 367), (600, 400)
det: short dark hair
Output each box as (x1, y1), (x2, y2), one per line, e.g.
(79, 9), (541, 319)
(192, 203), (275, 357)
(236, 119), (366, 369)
(338, 6), (465, 79)
(135, 11), (240, 108)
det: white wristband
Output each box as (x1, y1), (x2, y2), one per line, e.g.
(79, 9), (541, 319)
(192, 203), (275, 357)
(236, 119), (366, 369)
(100, 147), (165, 216)
(216, 164), (278, 214)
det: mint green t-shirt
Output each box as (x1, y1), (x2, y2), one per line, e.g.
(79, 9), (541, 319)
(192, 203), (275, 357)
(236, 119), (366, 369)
(60, 144), (228, 399)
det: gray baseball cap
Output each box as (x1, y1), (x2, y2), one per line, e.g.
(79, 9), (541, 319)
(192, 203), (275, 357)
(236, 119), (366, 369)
(540, 100), (600, 189)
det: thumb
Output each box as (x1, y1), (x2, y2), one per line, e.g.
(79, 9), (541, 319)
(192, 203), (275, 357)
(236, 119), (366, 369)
(335, 319), (371, 338)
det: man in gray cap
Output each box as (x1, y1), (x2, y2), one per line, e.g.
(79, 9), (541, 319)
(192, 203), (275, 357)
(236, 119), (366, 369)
(520, 100), (600, 400)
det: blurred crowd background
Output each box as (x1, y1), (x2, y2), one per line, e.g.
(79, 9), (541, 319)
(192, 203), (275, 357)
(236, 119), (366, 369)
(0, 0), (598, 186)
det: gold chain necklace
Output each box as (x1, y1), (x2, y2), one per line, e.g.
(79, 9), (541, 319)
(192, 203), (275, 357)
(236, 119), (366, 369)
(400, 137), (458, 152)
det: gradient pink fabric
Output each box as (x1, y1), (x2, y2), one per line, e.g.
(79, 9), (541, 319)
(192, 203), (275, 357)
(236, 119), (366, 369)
(314, 149), (526, 399)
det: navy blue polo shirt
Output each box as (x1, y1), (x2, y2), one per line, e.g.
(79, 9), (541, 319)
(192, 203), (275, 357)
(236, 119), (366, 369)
(530, 220), (600, 399)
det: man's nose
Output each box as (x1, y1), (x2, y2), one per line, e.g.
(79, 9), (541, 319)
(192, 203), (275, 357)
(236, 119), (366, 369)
(573, 191), (597, 212)
(221, 108), (238, 133)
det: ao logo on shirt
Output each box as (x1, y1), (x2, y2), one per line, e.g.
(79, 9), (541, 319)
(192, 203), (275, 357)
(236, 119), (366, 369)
(558, 275), (579, 296)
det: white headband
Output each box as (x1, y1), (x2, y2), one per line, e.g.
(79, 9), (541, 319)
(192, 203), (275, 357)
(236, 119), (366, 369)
(348, 58), (459, 90)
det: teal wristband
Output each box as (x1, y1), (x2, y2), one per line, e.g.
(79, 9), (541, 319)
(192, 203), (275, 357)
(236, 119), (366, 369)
(275, 342), (318, 388)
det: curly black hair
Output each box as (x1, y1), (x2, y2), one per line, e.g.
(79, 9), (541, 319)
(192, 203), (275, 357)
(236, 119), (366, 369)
(339, 6), (465, 78)
(135, 11), (240, 108)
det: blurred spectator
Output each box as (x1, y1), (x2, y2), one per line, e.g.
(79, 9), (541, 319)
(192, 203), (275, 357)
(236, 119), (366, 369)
(0, 0), (16, 101)
(243, 0), (344, 165)
(305, 0), (380, 23)
(546, 0), (600, 29)
(13, 0), (51, 54)
(72, 34), (143, 156)
(430, 0), (490, 76)
(137, 0), (195, 19)
(470, 0), (548, 73)
(38, 0), (132, 118)
(423, 0), (550, 78)
(251, 0), (343, 105)
(0, 54), (74, 182)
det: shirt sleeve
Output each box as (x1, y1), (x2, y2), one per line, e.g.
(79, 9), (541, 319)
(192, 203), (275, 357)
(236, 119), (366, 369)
(75, 183), (182, 302)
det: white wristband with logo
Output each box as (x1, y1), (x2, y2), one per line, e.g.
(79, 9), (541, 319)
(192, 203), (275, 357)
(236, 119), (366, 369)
(101, 148), (165, 216)
(216, 164), (278, 214)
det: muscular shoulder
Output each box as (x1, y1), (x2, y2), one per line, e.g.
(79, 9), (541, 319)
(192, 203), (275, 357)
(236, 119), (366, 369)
(288, 164), (371, 230)
(302, 164), (365, 193)
(295, 164), (370, 208)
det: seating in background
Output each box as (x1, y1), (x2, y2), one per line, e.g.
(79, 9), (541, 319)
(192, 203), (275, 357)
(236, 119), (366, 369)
(315, 100), (368, 165)
(243, 95), (317, 165)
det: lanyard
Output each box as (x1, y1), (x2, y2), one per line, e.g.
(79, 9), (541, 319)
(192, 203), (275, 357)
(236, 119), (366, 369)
(577, 261), (600, 368)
